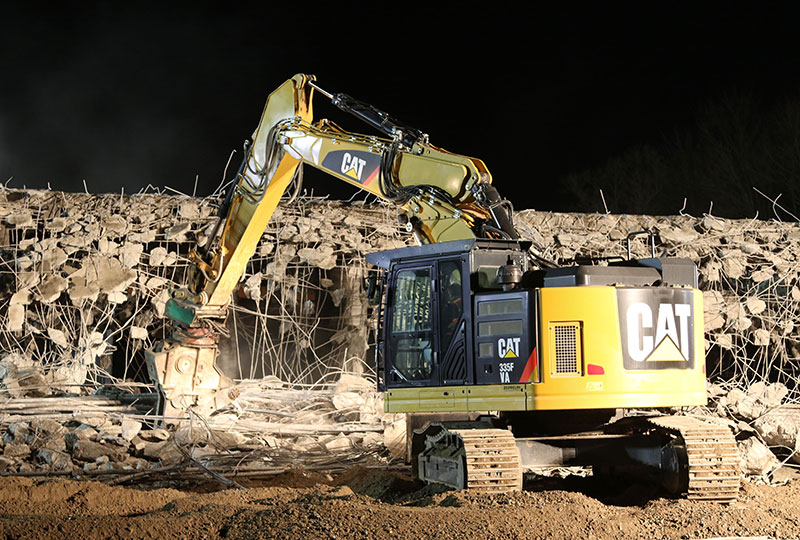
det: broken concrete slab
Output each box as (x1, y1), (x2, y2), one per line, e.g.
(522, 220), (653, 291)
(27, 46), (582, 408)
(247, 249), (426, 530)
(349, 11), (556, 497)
(36, 448), (73, 472)
(752, 406), (800, 465)
(71, 440), (125, 462)
(738, 436), (781, 476)
(3, 443), (30, 458)
(138, 428), (170, 442)
(141, 440), (184, 466)
(6, 304), (24, 332)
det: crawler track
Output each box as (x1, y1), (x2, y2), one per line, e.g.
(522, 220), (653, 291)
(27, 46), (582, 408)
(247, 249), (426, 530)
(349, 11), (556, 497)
(648, 416), (740, 502)
(451, 428), (523, 493)
(417, 425), (522, 494)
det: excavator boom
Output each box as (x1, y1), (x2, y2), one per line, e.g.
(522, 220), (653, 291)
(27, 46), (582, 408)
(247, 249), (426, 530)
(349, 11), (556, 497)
(190, 74), (517, 318)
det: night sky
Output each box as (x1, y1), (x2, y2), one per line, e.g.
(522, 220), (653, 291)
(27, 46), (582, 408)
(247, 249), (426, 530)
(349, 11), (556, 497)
(2, 3), (799, 215)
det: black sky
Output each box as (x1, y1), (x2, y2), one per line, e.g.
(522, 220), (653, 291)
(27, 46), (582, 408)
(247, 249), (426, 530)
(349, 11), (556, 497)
(2, 3), (800, 214)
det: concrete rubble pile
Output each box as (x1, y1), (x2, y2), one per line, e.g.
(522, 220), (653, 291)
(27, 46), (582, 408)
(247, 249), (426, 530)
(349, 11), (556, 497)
(0, 188), (799, 480)
(0, 188), (406, 476)
(0, 372), (402, 476)
(705, 381), (800, 482)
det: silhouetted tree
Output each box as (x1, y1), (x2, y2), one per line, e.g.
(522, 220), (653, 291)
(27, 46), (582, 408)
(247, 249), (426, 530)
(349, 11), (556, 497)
(562, 93), (800, 219)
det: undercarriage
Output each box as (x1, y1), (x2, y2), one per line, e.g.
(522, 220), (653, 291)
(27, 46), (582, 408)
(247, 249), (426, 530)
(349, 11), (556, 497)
(412, 413), (740, 502)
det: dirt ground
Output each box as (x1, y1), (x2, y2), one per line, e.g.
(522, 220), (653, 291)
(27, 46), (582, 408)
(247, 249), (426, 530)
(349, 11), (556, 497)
(0, 468), (799, 540)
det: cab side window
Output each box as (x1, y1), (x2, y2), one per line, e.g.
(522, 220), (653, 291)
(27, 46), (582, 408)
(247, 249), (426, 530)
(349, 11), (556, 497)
(390, 268), (433, 381)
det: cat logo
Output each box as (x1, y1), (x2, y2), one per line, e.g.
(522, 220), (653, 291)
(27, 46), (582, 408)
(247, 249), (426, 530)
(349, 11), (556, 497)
(321, 150), (381, 186)
(626, 302), (690, 362)
(340, 152), (367, 181)
(497, 337), (520, 359)
(617, 288), (695, 370)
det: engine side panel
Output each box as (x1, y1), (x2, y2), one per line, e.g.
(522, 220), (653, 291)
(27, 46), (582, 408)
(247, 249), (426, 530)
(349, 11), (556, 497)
(529, 285), (706, 410)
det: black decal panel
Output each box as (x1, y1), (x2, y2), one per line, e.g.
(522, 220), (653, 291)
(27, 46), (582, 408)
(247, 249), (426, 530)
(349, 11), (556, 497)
(617, 288), (695, 370)
(321, 150), (381, 186)
(473, 291), (535, 384)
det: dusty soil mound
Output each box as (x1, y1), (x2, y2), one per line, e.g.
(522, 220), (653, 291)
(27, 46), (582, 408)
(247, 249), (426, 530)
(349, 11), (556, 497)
(0, 468), (798, 540)
(334, 465), (420, 501)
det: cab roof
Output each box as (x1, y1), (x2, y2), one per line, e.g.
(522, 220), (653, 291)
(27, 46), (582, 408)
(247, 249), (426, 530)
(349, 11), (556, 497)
(365, 238), (530, 269)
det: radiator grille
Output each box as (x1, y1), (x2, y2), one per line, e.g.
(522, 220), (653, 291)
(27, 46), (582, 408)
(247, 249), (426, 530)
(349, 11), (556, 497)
(551, 323), (581, 375)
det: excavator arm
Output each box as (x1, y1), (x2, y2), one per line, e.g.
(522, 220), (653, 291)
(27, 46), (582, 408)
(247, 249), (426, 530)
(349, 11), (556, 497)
(193, 74), (517, 316)
(145, 74), (517, 420)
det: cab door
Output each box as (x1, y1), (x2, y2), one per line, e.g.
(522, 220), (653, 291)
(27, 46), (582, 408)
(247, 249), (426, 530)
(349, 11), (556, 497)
(385, 265), (438, 387)
(383, 258), (473, 388)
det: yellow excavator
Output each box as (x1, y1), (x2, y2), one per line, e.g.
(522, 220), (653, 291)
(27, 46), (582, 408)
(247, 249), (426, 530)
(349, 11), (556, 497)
(146, 74), (740, 501)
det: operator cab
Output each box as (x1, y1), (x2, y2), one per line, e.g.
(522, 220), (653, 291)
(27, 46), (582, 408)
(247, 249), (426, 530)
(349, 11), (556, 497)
(367, 238), (701, 392)
(367, 239), (534, 391)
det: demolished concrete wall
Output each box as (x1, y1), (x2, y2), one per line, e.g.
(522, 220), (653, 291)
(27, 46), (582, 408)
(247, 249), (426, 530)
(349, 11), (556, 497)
(0, 189), (408, 392)
(1, 188), (800, 398)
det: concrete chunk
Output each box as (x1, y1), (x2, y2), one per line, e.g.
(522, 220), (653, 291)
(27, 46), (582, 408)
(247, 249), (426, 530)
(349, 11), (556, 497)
(30, 419), (65, 436)
(164, 223), (190, 240)
(6, 304), (24, 332)
(9, 289), (31, 306)
(738, 437), (780, 476)
(141, 440), (184, 466)
(119, 243), (144, 267)
(745, 297), (767, 315)
(139, 428), (171, 441)
(121, 419), (142, 442)
(5, 213), (32, 227)
(41, 247), (68, 273)
(71, 440), (122, 462)
(69, 255), (137, 295)
(47, 327), (69, 348)
(37, 448), (73, 472)
(130, 326), (148, 340)
(38, 275), (69, 303)
(324, 436), (352, 452)
(3, 443), (30, 458)
(243, 273), (263, 301)
(297, 244), (337, 270)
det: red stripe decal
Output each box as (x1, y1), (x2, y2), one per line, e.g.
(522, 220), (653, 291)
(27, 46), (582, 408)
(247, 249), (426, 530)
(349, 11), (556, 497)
(587, 364), (605, 375)
(519, 347), (537, 383)
(363, 167), (379, 186)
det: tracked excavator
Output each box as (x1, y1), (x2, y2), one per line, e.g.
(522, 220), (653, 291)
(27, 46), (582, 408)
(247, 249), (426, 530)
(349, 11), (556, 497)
(145, 74), (740, 501)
